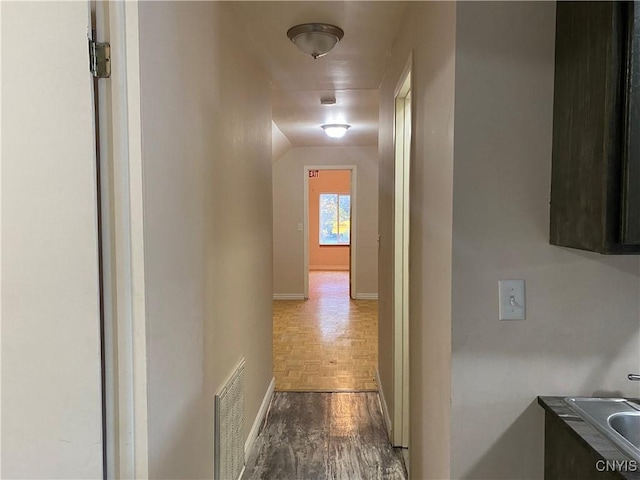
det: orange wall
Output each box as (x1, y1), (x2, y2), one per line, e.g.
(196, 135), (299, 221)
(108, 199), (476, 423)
(309, 170), (351, 270)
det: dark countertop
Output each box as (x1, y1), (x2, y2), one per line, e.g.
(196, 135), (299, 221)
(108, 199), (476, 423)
(538, 396), (640, 480)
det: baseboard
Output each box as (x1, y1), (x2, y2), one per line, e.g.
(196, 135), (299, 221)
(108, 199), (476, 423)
(355, 293), (378, 300)
(245, 377), (275, 462)
(376, 368), (393, 441)
(272, 293), (305, 300)
(309, 265), (349, 271)
(401, 448), (409, 477)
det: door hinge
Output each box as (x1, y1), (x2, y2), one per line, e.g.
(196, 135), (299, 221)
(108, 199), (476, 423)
(89, 40), (111, 78)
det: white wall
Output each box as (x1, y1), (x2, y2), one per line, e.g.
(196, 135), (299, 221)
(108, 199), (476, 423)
(1, 2), (103, 477)
(272, 122), (292, 163)
(378, 3), (456, 478)
(451, 2), (640, 478)
(273, 146), (378, 297)
(137, 2), (273, 478)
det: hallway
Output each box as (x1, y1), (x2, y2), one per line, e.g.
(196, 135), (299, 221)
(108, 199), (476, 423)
(273, 271), (378, 391)
(242, 392), (406, 480)
(9, 2), (639, 480)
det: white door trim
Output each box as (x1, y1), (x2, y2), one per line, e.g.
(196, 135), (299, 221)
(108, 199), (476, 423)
(97, 2), (149, 478)
(393, 55), (412, 449)
(303, 165), (358, 299)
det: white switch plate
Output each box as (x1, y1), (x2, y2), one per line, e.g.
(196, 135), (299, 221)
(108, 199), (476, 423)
(297, 223), (303, 231)
(498, 280), (525, 321)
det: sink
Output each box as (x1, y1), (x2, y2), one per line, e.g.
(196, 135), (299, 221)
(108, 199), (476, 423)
(609, 413), (640, 449)
(564, 397), (640, 462)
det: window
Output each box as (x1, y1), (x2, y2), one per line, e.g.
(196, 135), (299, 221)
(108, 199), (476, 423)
(319, 193), (351, 245)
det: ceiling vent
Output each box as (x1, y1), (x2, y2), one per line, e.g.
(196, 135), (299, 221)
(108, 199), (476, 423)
(320, 96), (336, 105)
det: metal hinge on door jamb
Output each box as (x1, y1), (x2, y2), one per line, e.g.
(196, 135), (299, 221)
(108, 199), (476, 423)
(89, 40), (111, 78)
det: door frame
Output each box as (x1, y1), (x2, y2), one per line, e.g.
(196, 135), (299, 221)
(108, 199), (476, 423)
(303, 165), (358, 299)
(393, 56), (412, 450)
(93, 2), (150, 478)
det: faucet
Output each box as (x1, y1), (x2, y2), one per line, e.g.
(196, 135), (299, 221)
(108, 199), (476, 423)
(628, 374), (640, 381)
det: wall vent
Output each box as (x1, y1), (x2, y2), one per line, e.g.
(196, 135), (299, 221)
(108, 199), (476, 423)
(215, 358), (245, 480)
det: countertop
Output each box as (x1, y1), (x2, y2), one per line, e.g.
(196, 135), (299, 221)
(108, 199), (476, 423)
(538, 396), (640, 480)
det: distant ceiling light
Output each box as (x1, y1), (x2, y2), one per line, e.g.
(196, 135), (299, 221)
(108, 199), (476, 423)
(320, 96), (336, 105)
(321, 124), (350, 138)
(286, 23), (344, 59)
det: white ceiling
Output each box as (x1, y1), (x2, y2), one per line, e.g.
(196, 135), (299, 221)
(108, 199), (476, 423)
(232, 1), (408, 148)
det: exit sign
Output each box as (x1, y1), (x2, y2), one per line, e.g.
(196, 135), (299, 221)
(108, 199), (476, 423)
(309, 170), (319, 178)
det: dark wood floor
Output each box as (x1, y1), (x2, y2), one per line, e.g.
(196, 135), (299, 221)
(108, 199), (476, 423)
(242, 392), (407, 480)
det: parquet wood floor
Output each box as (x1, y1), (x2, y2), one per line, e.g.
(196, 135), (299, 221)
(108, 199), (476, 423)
(273, 271), (378, 391)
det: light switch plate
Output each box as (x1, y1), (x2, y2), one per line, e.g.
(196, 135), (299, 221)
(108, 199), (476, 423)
(498, 280), (525, 320)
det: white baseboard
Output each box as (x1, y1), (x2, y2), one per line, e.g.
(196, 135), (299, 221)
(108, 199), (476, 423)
(245, 377), (275, 461)
(272, 293), (305, 300)
(309, 265), (349, 271)
(355, 293), (378, 300)
(376, 368), (392, 441)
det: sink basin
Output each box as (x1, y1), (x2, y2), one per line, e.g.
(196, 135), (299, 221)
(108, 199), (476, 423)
(609, 413), (640, 449)
(564, 397), (640, 462)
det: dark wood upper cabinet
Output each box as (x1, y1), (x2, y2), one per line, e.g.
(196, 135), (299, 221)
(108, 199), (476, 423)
(550, 1), (640, 254)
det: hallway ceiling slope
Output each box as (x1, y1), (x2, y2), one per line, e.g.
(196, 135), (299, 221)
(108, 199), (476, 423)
(232, 1), (408, 148)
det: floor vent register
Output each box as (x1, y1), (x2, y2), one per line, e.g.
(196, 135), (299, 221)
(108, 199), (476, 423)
(215, 358), (245, 480)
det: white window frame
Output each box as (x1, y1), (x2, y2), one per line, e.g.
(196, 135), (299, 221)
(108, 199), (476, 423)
(318, 193), (351, 246)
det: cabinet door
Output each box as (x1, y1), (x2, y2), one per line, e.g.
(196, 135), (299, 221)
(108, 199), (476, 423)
(623, 1), (640, 244)
(550, 1), (621, 253)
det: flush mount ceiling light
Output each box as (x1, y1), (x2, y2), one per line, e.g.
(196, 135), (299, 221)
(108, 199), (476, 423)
(321, 124), (350, 138)
(286, 23), (344, 59)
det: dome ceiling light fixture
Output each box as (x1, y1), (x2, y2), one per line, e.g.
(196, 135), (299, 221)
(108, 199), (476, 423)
(286, 23), (344, 59)
(321, 124), (350, 139)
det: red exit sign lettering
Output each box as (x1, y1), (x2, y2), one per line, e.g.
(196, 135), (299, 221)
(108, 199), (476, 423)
(309, 170), (319, 178)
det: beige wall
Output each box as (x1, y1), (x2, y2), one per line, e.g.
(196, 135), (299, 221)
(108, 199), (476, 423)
(380, 4), (640, 478)
(138, 2), (273, 478)
(451, 2), (640, 479)
(378, 3), (456, 478)
(1, 2), (104, 477)
(273, 146), (378, 297)
(309, 170), (351, 270)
